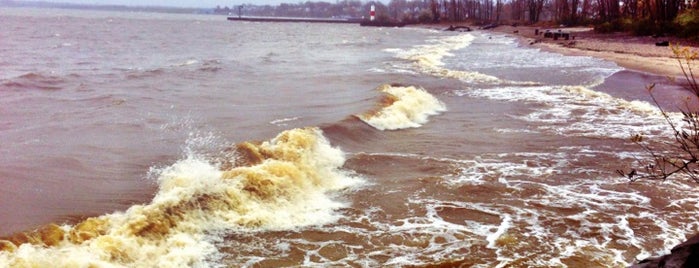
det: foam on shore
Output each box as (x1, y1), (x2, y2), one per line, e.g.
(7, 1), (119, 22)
(458, 84), (680, 139)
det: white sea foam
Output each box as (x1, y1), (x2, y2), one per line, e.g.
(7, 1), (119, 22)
(386, 33), (507, 84)
(486, 215), (512, 249)
(387, 32), (557, 86)
(356, 84), (446, 131)
(269, 116), (299, 127)
(461, 85), (682, 139)
(356, 150), (699, 267)
(204, 148), (699, 267)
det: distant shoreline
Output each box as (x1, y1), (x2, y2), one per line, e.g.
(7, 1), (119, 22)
(0, 0), (211, 14)
(6, 0), (696, 79)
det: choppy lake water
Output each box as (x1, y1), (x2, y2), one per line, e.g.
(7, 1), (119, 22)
(1, 7), (698, 267)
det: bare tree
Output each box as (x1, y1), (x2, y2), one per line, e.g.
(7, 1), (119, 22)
(619, 46), (699, 183)
(430, 0), (440, 22)
(528, 0), (545, 22)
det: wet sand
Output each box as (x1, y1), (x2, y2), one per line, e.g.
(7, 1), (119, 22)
(482, 24), (699, 111)
(490, 25), (698, 78)
(414, 22), (698, 108)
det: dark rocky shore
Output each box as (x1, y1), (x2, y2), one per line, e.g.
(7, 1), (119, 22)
(629, 233), (699, 268)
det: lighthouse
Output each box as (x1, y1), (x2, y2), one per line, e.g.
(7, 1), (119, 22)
(370, 4), (375, 21)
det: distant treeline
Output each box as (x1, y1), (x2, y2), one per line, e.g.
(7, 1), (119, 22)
(0, 0), (208, 14)
(218, 0), (698, 37)
(3, 0), (696, 37)
(215, 1), (369, 20)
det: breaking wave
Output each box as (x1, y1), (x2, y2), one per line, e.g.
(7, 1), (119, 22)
(387, 33), (498, 83)
(0, 127), (364, 267)
(356, 84), (446, 131)
(387, 33), (538, 85)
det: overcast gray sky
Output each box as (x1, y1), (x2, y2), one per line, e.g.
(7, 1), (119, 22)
(27, 1), (388, 8)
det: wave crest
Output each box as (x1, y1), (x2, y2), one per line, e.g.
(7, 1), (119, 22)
(389, 34), (503, 83)
(357, 84), (446, 131)
(0, 127), (363, 267)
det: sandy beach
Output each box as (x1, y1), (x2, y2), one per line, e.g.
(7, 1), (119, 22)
(490, 25), (699, 79)
(415, 23), (699, 109)
(411, 22), (699, 109)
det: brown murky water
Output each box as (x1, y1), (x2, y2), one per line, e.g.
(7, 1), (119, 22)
(1, 7), (697, 267)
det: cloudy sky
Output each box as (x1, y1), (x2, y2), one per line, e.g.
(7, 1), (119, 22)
(27, 1), (388, 8)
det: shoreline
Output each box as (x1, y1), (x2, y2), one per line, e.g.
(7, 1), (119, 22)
(489, 25), (698, 79)
(488, 25), (699, 110)
(417, 23), (698, 78)
(412, 23), (699, 110)
(486, 25), (699, 266)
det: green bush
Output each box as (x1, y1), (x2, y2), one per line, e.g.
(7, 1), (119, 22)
(417, 10), (433, 24)
(594, 19), (625, 33)
(674, 9), (699, 39)
(594, 21), (615, 33)
(624, 18), (679, 36)
(629, 18), (658, 36)
(574, 7), (698, 38)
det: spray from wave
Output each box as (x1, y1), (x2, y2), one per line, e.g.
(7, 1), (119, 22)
(356, 84), (446, 131)
(0, 127), (363, 267)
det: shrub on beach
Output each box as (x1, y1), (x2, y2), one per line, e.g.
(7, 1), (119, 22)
(629, 18), (660, 36)
(593, 9), (699, 38)
(417, 10), (434, 24)
(594, 19), (625, 33)
(622, 18), (676, 36)
(674, 9), (699, 40)
(594, 18), (634, 34)
(622, 45), (699, 266)
(620, 45), (699, 182)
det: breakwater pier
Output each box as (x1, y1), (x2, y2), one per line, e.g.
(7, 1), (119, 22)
(227, 16), (359, 24)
